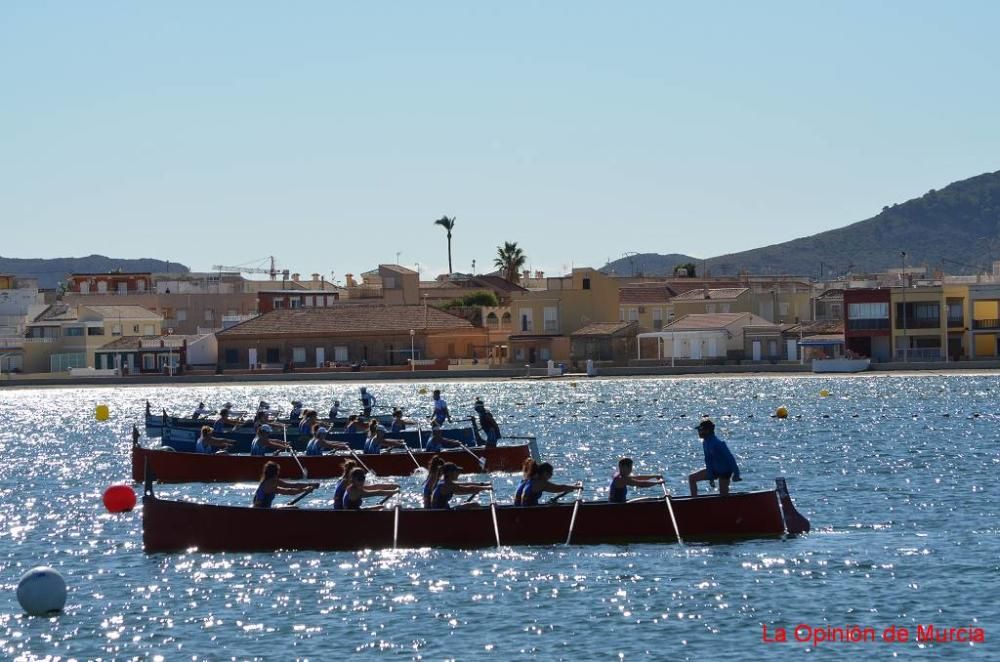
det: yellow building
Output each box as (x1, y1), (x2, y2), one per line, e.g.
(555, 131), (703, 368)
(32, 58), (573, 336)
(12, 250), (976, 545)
(888, 284), (948, 361)
(506, 268), (620, 365)
(968, 283), (1000, 358)
(23, 304), (162, 372)
(671, 288), (752, 318)
(618, 284), (675, 332)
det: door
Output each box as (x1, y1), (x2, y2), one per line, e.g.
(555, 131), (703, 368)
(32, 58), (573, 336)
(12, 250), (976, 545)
(691, 340), (702, 360)
(707, 337), (718, 357)
(752, 340), (761, 361)
(786, 339), (798, 361)
(315, 347), (325, 367)
(248, 348), (258, 369)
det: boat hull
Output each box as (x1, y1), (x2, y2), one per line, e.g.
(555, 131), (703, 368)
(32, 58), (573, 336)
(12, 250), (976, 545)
(132, 442), (535, 482)
(142, 480), (810, 553)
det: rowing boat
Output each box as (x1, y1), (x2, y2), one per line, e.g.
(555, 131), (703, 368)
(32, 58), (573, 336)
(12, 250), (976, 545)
(141, 477), (810, 552)
(144, 408), (395, 438)
(131, 440), (538, 483)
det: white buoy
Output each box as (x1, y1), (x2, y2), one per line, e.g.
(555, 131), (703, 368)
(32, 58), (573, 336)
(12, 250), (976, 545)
(17, 566), (67, 616)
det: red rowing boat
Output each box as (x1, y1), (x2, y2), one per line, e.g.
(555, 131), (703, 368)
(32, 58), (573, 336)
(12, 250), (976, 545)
(131, 441), (536, 482)
(141, 478), (810, 552)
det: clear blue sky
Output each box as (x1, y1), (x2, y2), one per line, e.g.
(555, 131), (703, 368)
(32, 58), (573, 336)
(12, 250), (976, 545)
(2, 1), (998, 281)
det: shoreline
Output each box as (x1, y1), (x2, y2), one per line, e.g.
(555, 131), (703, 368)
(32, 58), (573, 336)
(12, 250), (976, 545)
(3, 360), (1000, 390)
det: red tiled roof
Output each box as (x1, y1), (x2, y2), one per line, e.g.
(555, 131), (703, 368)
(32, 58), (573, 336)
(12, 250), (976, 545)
(663, 312), (770, 331)
(216, 304), (474, 337)
(619, 285), (676, 304)
(672, 287), (749, 301)
(571, 321), (637, 337)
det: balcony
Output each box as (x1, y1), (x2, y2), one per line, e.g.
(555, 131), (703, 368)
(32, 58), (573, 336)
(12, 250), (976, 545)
(973, 318), (1000, 330)
(947, 317), (965, 329)
(894, 348), (944, 361)
(894, 318), (940, 330)
(847, 318), (890, 331)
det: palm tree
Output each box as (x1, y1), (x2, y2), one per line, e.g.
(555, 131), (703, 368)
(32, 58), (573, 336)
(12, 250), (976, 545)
(434, 216), (456, 274)
(494, 241), (527, 283)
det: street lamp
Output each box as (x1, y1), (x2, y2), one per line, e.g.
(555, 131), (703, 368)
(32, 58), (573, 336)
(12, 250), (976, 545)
(900, 251), (907, 362)
(410, 329), (415, 371)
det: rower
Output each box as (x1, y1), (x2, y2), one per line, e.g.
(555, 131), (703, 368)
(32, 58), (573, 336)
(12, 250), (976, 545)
(688, 418), (742, 496)
(298, 410), (318, 434)
(252, 461), (318, 508)
(513, 458), (537, 506)
(359, 387), (376, 418)
(390, 408), (418, 434)
(342, 468), (399, 510)
(213, 405), (240, 435)
(430, 389), (451, 426)
(520, 463), (580, 506)
(196, 425), (234, 454)
(363, 419), (407, 454)
(250, 425), (291, 456)
(609, 457), (663, 503)
(191, 402), (210, 420)
(473, 397), (501, 447)
(422, 456), (445, 508)
(328, 399), (342, 421)
(331, 459), (358, 510)
(425, 423), (463, 453)
(430, 463), (491, 509)
(288, 400), (304, 425)
(343, 415), (363, 434)
(305, 424), (350, 456)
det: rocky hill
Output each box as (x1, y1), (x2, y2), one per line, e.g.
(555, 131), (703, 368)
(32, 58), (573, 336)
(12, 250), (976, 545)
(603, 170), (1000, 277)
(0, 255), (189, 289)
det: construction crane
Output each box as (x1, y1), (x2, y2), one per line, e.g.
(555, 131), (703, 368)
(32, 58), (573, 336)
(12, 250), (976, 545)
(212, 256), (284, 280)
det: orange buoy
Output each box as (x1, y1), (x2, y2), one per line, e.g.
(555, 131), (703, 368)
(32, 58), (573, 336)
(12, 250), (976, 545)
(102, 485), (136, 513)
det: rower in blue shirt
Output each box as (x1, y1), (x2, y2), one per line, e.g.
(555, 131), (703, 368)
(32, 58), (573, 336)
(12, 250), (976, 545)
(430, 463), (491, 509)
(608, 457), (663, 503)
(252, 461), (318, 508)
(195, 425), (234, 454)
(425, 423), (463, 453)
(305, 424), (350, 456)
(249, 425), (291, 456)
(688, 418), (742, 496)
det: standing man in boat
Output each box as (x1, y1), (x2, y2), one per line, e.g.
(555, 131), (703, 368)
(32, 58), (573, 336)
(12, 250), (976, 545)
(360, 387), (376, 418)
(473, 397), (501, 447)
(288, 400), (304, 425)
(688, 418), (741, 496)
(328, 399), (342, 422)
(430, 389), (451, 426)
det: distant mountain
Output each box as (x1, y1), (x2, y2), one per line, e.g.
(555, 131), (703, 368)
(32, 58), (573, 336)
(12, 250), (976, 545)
(0, 255), (189, 289)
(602, 253), (700, 277)
(603, 170), (1000, 278)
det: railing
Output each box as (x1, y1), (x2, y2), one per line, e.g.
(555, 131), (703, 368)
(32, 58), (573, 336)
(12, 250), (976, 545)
(847, 318), (890, 331)
(543, 320), (558, 332)
(4, 337), (54, 345)
(947, 318), (965, 328)
(973, 318), (1000, 330)
(894, 318), (940, 330)
(894, 348), (944, 361)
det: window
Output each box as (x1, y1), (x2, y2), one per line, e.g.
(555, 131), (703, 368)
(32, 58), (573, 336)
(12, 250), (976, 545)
(97, 281), (108, 293)
(486, 312), (499, 328)
(543, 306), (558, 332)
(384, 276), (396, 289)
(719, 304), (731, 313)
(133, 325), (140, 334)
(224, 348), (238, 364)
(79, 282), (90, 294)
(779, 302), (790, 317)
(334, 346), (349, 362)
(176, 309), (187, 321)
(652, 308), (663, 330)
(514, 347), (525, 360)
(273, 298), (285, 309)
(290, 298), (301, 309)
(304, 296), (314, 308)
(292, 347), (306, 364)
(626, 308), (639, 322)
(582, 278), (591, 290)
(519, 308), (533, 332)
(137, 280), (146, 292)
(540, 347), (551, 361)
(204, 309), (214, 322)
(501, 312), (511, 328)
(849, 302), (889, 319)
(619, 307), (626, 322)
(112, 324), (122, 336)
(830, 303), (842, 319)
(266, 348), (280, 363)
(143, 354), (155, 370)
(144, 325), (155, 335)
(65, 327), (84, 336)
(87, 327), (104, 336)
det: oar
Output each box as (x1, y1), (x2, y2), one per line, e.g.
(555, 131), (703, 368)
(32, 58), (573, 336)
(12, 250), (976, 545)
(455, 441), (487, 471)
(416, 419), (425, 450)
(393, 501), (401, 550)
(488, 482), (501, 548)
(347, 447), (373, 474)
(662, 480), (683, 545)
(402, 444), (423, 473)
(287, 484), (317, 507)
(282, 424), (309, 479)
(564, 484), (584, 546)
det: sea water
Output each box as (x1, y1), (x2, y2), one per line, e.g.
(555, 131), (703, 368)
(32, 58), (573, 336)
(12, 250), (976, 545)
(0, 375), (996, 660)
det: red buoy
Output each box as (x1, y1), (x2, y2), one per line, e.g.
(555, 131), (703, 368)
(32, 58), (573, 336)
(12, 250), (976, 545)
(103, 485), (137, 513)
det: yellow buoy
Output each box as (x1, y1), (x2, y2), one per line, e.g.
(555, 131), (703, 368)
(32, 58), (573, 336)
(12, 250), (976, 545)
(95, 404), (110, 421)
(570, 382), (577, 388)
(418, 388), (428, 395)
(819, 389), (830, 397)
(775, 406), (788, 419)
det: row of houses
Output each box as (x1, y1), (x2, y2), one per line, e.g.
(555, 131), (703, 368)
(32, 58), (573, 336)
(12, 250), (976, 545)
(5, 263), (1000, 374)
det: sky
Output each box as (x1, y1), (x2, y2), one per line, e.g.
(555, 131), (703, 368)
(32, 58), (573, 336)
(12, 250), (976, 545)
(2, 1), (999, 283)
